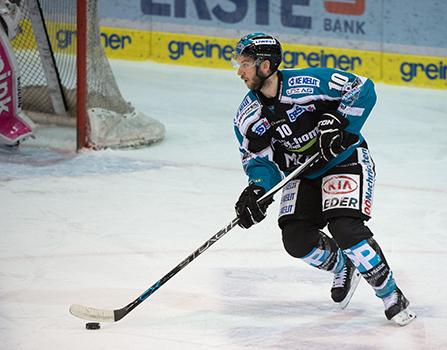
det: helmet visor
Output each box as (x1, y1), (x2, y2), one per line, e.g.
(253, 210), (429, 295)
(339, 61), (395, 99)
(231, 51), (259, 69)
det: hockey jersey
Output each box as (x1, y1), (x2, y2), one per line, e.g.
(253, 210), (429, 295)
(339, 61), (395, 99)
(233, 67), (377, 192)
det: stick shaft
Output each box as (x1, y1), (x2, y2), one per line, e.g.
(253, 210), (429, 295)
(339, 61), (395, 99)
(115, 217), (239, 320)
(70, 154), (319, 322)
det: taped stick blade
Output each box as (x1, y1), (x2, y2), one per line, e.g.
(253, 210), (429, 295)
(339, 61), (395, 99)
(69, 304), (115, 322)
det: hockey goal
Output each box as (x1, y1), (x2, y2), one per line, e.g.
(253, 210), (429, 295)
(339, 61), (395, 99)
(11, 0), (165, 150)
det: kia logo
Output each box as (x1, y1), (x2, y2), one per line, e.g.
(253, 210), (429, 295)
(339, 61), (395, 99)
(323, 175), (358, 194)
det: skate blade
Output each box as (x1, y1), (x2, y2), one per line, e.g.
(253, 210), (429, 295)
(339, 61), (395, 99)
(391, 308), (417, 326)
(339, 270), (361, 310)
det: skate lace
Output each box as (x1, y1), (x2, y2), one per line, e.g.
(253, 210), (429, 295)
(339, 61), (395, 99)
(332, 266), (348, 288)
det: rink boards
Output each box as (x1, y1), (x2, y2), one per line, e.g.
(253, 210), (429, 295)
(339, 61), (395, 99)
(12, 21), (447, 89)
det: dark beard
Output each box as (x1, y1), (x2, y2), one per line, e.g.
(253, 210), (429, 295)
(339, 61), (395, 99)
(248, 74), (265, 90)
(250, 69), (273, 91)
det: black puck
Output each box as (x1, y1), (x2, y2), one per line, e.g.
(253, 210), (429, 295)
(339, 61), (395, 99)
(85, 322), (101, 330)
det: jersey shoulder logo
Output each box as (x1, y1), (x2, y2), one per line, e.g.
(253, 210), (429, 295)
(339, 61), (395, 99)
(288, 76), (320, 87)
(238, 95), (252, 114)
(285, 87), (314, 96)
(234, 96), (261, 127)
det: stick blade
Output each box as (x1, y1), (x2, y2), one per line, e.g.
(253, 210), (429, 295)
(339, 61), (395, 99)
(69, 304), (115, 322)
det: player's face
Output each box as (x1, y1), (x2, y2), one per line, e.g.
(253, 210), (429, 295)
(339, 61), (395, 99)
(235, 56), (263, 90)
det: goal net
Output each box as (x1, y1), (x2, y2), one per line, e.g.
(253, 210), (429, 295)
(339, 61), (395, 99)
(11, 0), (165, 150)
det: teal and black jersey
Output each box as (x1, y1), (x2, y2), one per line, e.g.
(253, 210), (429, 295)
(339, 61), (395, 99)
(233, 67), (377, 192)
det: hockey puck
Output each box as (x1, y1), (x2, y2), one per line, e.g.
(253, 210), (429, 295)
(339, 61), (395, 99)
(85, 322), (101, 330)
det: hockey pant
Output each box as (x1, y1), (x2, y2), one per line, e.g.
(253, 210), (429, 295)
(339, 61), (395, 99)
(0, 27), (33, 146)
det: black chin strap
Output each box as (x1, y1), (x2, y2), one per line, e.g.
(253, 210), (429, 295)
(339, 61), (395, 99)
(255, 63), (277, 90)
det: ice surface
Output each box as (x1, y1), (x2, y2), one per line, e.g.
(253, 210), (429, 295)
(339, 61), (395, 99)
(1, 61), (447, 350)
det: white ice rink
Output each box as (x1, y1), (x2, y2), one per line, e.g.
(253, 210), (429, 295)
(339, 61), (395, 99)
(1, 61), (447, 349)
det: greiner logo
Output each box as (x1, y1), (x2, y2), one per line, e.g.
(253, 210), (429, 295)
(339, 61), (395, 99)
(283, 50), (362, 71)
(168, 40), (233, 60)
(55, 29), (132, 50)
(400, 61), (447, 82)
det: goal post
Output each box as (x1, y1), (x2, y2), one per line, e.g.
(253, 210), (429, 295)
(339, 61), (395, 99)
(77, 0), (87, 149)
(11, 0), (165, 150)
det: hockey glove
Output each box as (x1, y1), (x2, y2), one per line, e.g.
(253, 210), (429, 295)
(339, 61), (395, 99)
(318, 112), (349, 162)
(235, 183), (270, 229)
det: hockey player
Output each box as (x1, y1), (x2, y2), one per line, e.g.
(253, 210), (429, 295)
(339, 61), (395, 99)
(232, 32), (416, 326)
(0, 0), (34, 149)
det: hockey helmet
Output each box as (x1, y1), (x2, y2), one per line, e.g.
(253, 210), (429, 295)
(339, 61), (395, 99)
(233, 32), (282, 71)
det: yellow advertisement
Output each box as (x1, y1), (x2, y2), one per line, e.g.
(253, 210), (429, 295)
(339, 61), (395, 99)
(100, 27), (150, 60)
(382, 53), (447, 89)
(280, 43), (382, 82)
(150, 32), (237, 69)
(12, 21), (149, 61)
(12, 22), (446, 89)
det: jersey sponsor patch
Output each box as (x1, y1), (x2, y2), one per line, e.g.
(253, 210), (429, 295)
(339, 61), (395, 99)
(278, 180), (299, 218)
(286, 104), (315, 123)
(358, 147), (375, 216)
(235, 100), (261, 126)
(283, 152), (308, 169)
(322, 174), (360, 211)
(338, 103), (365, 116)
(251, 118), (270, 136)
(286, 87), (314, 96)
(288, 76), (320, 87)
(238, 95), (252, 114)
(286, 105), (306, 122)
(278, 126), (319, 153)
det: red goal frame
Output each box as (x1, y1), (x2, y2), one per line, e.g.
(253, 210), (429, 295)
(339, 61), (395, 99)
(77, 0), (88, 150)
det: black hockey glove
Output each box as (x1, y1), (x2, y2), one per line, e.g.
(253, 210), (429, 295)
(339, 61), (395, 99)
(317, 112), (349, 162)
(235, 183), (270, 229)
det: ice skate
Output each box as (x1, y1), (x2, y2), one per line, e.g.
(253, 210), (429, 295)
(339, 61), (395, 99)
(331, 258), (361, 309)
(383, 288), (416, 326)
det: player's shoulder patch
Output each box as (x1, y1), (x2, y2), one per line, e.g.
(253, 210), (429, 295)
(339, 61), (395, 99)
(285, 86), (315, 96)
(281, 69), (321, 97)
(234, 92), (261, 128)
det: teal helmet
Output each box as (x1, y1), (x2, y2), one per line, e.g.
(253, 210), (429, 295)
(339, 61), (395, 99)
(234, 32), (282, 71)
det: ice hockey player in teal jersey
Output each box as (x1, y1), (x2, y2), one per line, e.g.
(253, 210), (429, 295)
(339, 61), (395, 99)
(232, 32), (416, 326)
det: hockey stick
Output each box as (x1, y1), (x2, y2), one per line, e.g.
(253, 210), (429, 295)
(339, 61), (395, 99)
(69, 153), (320, 322)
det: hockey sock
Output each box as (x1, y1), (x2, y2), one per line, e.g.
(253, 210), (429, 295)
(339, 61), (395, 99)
(301, 231), (346, 273)
(343, 238), (396, 298)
